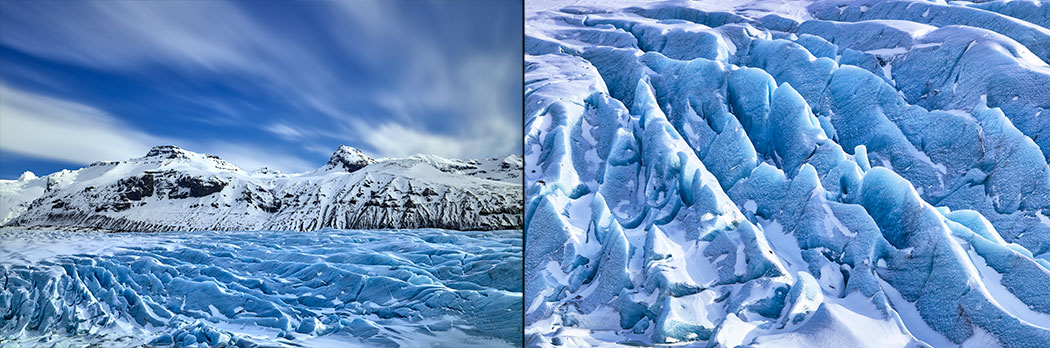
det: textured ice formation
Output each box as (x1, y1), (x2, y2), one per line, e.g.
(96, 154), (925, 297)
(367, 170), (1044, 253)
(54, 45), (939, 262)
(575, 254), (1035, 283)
(0, 227), (522, 347)
(0, 145), (522, 231)
(525, 0), (1050, 347)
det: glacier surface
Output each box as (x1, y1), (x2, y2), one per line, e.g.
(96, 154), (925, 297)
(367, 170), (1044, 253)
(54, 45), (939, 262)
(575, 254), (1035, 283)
(524, 0), (1050, 347)
(0, 227), (522, 347)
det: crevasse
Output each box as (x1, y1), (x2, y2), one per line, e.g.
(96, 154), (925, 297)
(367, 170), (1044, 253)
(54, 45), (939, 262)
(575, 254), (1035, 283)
(524, 1), (1050, 347)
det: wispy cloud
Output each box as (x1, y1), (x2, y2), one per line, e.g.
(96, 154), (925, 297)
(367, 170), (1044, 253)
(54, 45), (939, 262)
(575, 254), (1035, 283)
(354, 122), (469, 159)
(201, 141), (315, 173)
(325, 1), (522, 159)
(264, 123), (305, 141)
(0, 84), (315, 173)
(1, 1), (281, 73)
(0, 84), (166, 164)
(0, 0), (521, 175)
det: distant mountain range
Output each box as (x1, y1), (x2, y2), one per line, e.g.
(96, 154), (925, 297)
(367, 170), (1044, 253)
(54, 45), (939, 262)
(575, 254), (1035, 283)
(0, 145), (522, 231)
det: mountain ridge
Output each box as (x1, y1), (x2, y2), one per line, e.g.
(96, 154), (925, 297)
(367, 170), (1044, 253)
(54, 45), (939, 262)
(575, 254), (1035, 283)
(0, 145), (522, 231)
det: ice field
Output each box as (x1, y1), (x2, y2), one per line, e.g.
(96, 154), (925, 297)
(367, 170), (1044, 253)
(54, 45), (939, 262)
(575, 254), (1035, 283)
(0, 228), (522, 347)
(525, 0), (1050, 346)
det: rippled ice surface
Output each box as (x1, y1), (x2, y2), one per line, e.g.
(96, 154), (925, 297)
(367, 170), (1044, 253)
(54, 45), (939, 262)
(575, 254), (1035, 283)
(0, 228), (522, 347)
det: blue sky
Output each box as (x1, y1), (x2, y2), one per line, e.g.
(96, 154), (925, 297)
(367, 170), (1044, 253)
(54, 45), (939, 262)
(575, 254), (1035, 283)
(0, 0), (522, 178)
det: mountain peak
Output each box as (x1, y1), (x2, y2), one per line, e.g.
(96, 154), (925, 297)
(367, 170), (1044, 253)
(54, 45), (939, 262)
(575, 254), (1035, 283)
(144, 145), (190, 159)
(501, 155), (523, 168)
(17, 171), (37, 181)
(251, 167), (283, 176)
(325, 145), (375, 172)
(137, 145), (242, 173)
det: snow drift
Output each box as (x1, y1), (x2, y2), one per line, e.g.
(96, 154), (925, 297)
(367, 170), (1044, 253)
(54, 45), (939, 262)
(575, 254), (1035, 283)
(525, 0), (1050, 347)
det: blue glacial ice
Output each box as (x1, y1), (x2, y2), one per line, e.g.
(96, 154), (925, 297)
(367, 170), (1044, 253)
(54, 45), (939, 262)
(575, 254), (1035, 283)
(525, 0), (1050, 347)
(0, 228), (522, 347)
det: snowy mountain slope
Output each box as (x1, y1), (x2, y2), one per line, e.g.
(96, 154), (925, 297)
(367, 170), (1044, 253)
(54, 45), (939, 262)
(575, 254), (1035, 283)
(0, 171), (65, 225)
(525, 1), (1050, 347)
(1, 145), (522, 231)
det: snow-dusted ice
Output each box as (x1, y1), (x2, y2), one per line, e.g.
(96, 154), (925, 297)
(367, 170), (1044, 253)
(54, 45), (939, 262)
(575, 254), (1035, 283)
(0, 227), (522, 347)
(525, 0), (1050, 347)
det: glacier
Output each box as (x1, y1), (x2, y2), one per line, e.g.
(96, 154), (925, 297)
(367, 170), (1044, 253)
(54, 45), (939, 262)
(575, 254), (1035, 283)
(524, 0), (1050, 347)
(0, 145), (524, 346)
(0, 227), (522, 347)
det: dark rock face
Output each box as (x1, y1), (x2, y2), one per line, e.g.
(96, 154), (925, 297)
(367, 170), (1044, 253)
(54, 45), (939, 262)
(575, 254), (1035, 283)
(117, 175), (155, 201)
(172, 176), (226, 198)
(237, 186), (281, 213)
(325, 145), (375, 172)
(49, 172), (229, 214)
(144, 145), (187, 159)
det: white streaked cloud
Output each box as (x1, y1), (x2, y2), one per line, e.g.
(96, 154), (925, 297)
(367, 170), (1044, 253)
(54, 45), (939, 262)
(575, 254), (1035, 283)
(263, 123), (305, 141)
(1, 1), (273, 72)
(0, 1), (521, 168)
(0, 84), (315, 173)
(201, 142), (315, 174)
(0, 84), (167, 164)
(351, 119), (515, 160)
(354, 122), (467, 159)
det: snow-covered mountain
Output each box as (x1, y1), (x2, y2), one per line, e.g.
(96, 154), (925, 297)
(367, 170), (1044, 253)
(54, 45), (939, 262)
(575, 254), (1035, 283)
(526, 0), (1050, 347)
(1, 145), (522, 231)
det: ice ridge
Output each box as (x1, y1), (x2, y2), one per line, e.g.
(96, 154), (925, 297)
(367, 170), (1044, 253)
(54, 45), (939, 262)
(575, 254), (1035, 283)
(525, 1), (1050, 347)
